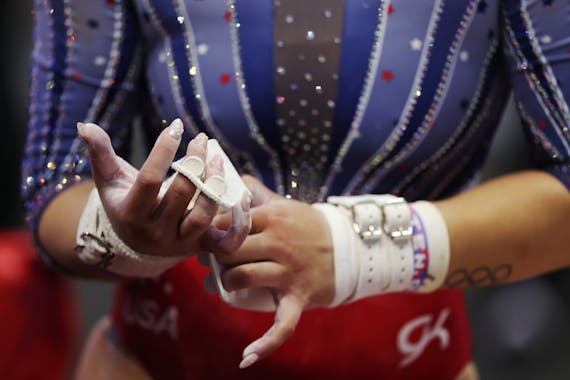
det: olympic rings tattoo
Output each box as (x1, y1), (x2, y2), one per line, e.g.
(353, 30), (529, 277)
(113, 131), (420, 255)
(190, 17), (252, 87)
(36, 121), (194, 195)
(444, 264), (512, 288)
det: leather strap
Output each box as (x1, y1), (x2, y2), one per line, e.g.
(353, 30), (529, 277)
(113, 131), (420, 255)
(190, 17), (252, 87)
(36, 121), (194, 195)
(328, 195), (414, 302)
(312, 203), (358, 306)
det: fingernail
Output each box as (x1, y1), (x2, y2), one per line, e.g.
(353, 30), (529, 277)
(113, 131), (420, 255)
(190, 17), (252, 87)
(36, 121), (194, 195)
(241, 191), (251, 212)
(239, 353), (259, 369)
(168, 118), (184, 139)
(243, 341), (261, 358)
(195, 132), (208, 144)
(76, 122), (87, 137)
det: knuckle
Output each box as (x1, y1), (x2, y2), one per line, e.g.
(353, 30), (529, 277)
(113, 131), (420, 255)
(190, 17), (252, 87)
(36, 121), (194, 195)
(281, 244), (295, 260)
(226, 267), (254, 289)
(241, 174), (256, 186)
(267, 239), (293, 260)
(231, 221), (250, 239)
(264, 240), (282, 254)
(266, 206), (286, 225)
(145, 226), (164, 244)
(136, 171), (162, 190)
(169, 183), (191, 201)
(187, 211), (213, 231)
(117, 210), (145, 230)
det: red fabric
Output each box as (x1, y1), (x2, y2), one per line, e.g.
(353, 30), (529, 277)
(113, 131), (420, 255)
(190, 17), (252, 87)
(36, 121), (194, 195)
(113, 257), (472, 380)
(0, 229), (79, 380)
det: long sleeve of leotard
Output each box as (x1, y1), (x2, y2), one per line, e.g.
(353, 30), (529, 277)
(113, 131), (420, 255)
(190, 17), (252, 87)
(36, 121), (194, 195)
(21, 0), (143, 263)
(502, 0), (570, 190)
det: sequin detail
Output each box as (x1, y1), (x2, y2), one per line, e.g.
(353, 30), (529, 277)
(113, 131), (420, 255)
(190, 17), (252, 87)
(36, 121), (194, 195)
(503, 5), (570, 155)
(394, 39), (499, 195)
(227, 0), (285, 192)
(322, 0), (391, 198)
(341, 0), (445, 194)
(360, 0), (478, 194)
(517, 101), (563, 161)
(142, 0), (200, 136)
(273, 0), (344, 202)
(85, 3), (125, 123)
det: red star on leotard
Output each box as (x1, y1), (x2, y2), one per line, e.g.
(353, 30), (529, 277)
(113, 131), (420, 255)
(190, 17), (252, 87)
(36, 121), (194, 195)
(219, 74), (232, 85)
(381, 70), (394, 82)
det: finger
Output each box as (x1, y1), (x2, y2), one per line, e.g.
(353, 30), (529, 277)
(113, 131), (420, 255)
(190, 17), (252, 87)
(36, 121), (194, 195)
(221, 261), (286, 292)
(213, 203), (269, 234)
(116, 155), (139, 181)
(178, 155), (223, 237)
(125, 119), (185, 215)
(77, 122), (122, 188)
(239, 294), (303, 368)
(211, 233), (269, 265)
(242, 175), (279, 207)
(200, 192), (251, 255)
(157, 133), (207, 223)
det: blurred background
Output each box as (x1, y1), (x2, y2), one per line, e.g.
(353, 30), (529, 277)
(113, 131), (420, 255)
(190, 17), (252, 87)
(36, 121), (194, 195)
(2, 1), (570, 379)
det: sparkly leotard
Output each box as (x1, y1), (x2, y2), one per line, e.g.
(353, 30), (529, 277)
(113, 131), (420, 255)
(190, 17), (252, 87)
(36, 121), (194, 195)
(23, 0), (570, 379)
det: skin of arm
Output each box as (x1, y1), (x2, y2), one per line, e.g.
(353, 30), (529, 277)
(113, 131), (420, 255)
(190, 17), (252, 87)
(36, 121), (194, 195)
(438, 170), (570, 289)
(38, 181), (107, 278)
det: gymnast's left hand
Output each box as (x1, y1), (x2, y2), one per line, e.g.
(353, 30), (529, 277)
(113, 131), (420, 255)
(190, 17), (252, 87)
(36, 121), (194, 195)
(213, 176), (335, 368)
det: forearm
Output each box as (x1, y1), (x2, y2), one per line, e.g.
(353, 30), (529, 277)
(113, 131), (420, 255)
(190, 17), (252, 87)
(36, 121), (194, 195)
(38, 181), (113, 279)
(435, 170), (570, 288)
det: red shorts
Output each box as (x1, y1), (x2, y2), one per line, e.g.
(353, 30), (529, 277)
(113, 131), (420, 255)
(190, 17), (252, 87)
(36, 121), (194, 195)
(0, 229), (78, 380)
(112, 257), (471, 380)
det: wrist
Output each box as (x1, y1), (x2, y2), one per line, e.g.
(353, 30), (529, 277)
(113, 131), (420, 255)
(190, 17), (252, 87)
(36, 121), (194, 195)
(315, 195), (450, 306)
(312, 203), (358, 306)
(75, 189), (188, 278)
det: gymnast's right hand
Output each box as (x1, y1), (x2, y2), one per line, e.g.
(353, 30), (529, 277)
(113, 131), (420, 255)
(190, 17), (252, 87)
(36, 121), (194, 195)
(76, 119), (237, 259)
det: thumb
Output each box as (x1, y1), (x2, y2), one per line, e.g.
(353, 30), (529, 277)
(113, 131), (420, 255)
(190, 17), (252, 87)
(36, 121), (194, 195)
(77, 122), (122, 187)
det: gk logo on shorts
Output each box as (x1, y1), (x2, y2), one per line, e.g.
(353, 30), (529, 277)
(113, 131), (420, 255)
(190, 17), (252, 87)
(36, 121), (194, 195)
(397, 308), (450, 367)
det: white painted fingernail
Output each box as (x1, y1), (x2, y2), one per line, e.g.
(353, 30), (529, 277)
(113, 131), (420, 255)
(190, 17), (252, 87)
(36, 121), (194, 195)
(76, 122), (87, 137)
(243, 341), (261, 357)
(168, 118), (184, 139)
(239, 353), (259, 369)
(194, 132), (208, 144)
(241, 191), (251, 211)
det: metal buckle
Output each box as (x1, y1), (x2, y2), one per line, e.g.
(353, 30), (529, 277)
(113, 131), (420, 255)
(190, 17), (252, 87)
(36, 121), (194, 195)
(348, 200), (383, 241)
(379, 198), (413, 241)
(76, 232), (116, 268)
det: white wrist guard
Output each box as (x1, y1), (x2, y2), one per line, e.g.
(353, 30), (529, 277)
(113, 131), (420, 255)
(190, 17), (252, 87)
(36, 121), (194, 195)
(207, 194), (450, 312)
(75, 189), (188, 277)
(314, 195), (450, 305)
